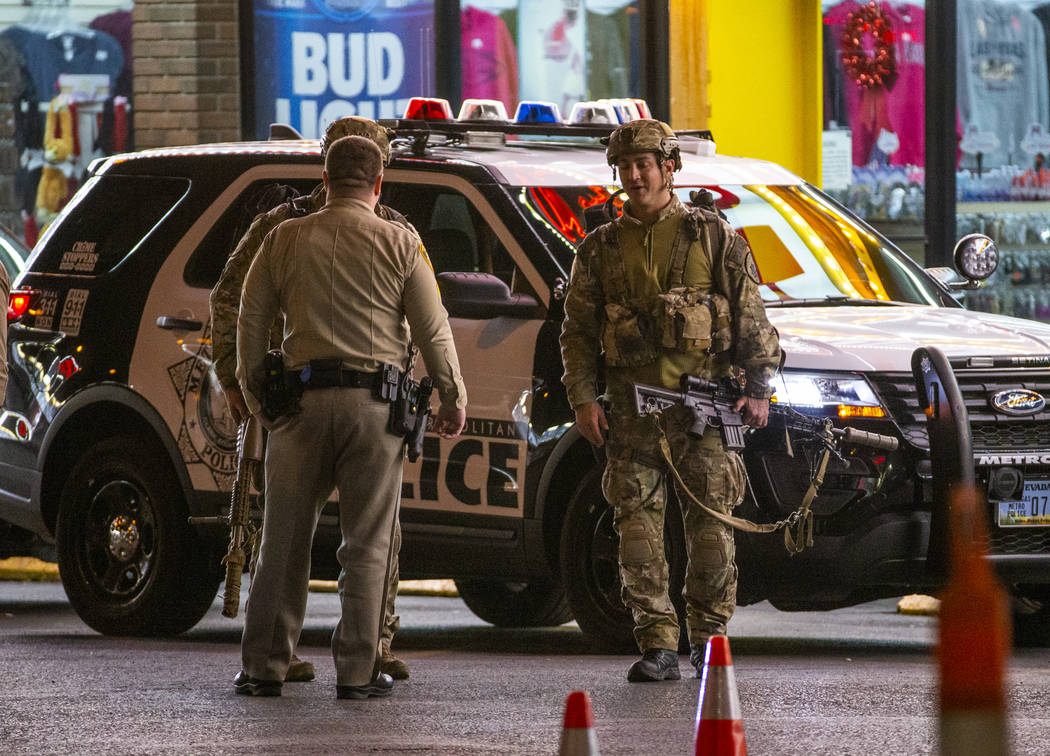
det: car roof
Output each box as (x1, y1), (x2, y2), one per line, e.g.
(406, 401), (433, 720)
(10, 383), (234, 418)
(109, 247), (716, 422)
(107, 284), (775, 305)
(96, 133), (805, 188)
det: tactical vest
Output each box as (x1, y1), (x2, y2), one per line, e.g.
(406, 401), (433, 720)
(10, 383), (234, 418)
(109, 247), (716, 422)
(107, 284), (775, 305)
(599, 208), (732, 368)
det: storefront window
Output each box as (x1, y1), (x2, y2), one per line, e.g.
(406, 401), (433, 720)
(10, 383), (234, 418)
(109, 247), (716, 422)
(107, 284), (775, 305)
(250, 0), (436, 139)
(820, 1), (927, 263)
(459, 1), (640, 117)
(956, 0), (1050, 322)
(0, 0), (134, 247)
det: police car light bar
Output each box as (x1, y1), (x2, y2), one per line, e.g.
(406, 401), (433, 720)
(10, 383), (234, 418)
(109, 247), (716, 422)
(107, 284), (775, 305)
(403, 97), (454, 120)
(568, 101), (619, 125)
(458, 99), (509, 122)
(514, 101), (561, 124)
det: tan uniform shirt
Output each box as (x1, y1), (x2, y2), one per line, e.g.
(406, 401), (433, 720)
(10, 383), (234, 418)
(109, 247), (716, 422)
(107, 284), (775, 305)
(237, 195), (466, 415)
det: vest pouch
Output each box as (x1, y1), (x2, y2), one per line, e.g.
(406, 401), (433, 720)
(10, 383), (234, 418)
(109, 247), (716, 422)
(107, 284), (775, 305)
(602, 302), (659, 367)
(708, 293), (733, 354)
(657, 287), (733, 355)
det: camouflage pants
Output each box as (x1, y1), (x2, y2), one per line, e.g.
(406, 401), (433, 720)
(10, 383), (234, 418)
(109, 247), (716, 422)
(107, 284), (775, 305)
(603, 404), (746, 652)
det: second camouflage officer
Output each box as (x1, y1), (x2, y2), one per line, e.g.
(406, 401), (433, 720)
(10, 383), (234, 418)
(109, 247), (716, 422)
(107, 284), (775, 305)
(234, 135), (467, 698)
(209, 116), (415, 682)
(559, 119), (781, 682)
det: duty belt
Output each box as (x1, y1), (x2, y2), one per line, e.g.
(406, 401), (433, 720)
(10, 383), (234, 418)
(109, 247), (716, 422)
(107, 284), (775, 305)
(291, 365), (381, 391)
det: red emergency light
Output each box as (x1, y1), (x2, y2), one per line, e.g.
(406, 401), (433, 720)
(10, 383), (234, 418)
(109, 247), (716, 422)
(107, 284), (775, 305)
(403, 97), (453, 120)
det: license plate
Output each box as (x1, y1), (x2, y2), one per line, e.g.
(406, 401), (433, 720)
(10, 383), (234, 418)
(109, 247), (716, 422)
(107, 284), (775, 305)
(998, 481), (1050, 527)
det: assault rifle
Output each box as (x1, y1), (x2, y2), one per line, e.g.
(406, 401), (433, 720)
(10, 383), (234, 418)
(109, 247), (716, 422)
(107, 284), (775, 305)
(632, 373), (898, 554)
(633, 373), (899, 453)
(188, 417), (264, 617)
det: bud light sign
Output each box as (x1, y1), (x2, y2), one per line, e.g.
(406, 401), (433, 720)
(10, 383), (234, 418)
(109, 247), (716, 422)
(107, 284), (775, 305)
(252, 0), (435, 139)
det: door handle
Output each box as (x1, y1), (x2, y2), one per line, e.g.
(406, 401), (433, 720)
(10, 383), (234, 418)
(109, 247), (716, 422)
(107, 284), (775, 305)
(156, 316), (203, 332)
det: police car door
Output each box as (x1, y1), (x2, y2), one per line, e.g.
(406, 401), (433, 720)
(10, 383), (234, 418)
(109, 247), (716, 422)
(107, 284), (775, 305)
(129, 166), (320, 498)
(383, 173), (547, 523)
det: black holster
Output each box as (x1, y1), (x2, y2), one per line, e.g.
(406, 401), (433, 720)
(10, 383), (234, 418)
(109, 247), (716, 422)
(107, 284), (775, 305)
(261, 350), (302, 421)
(383, 364), (433, 462)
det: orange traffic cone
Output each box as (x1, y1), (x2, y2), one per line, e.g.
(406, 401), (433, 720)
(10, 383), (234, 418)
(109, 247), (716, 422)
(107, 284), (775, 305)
(694, 635), (746, 756)
(558, 690), (600, 756)
(938, 486), (1011, 755)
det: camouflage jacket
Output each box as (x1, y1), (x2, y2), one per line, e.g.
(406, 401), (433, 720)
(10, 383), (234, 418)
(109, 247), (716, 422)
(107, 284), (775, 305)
(209, 182), (416, 389)
(559, 194), (781, 410)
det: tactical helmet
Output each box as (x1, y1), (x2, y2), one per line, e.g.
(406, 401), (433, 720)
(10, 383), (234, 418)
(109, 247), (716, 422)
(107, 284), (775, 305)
(604, 118), (682, 172)
(321, 116), (396, 165)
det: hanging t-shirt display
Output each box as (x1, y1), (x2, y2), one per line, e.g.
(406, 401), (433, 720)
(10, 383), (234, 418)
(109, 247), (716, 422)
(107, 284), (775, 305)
(823, 1), (926, 168)
(0, 26), (123, 104)
(518, 0), (586, 116)
(461, 4), (518, 110)
(956, 0), (1050, 170)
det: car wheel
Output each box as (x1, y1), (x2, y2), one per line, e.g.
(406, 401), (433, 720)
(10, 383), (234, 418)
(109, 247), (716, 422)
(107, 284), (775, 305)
(559, 465), (687, 653)
(56, 436), (221, 636)
(454, 577), (573, 627)
(1013, 586), (1050, 647)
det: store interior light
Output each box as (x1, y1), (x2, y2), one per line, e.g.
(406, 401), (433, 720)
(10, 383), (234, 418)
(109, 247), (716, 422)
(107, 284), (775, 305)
(458, 99), (509, 121)
(514, 101), (561, 124)
(403, 97), (453, 120)
(567, 101), (618, 125)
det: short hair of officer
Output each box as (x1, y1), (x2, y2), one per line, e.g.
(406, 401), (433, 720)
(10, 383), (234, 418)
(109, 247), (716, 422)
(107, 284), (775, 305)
(324, 135), (383, 192)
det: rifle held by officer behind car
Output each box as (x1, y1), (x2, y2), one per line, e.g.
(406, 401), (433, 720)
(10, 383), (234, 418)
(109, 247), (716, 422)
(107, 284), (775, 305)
(188, 417), (265, 615)
(219, 418), (264, 617)
(632, 373), (898, 554)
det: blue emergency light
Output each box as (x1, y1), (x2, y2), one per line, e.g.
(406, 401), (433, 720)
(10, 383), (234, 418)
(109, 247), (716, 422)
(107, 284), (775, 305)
(514, 101), (561, 124)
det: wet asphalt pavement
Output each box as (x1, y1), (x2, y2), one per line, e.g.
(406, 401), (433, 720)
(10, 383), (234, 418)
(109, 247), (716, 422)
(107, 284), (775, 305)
(2, 582), (1049, 755)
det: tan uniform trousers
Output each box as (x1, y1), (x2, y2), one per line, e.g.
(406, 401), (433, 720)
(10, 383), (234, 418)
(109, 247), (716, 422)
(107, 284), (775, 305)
(241, 386), (403, 686)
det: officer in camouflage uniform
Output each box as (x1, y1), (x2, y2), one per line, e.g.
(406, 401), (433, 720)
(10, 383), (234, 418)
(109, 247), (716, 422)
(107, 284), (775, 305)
(209, 116), (413, 682)
(559, 119), (781, 682)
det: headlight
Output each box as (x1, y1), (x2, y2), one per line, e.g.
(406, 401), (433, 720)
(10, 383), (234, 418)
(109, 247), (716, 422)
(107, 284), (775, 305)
(770, 372), (885, 419)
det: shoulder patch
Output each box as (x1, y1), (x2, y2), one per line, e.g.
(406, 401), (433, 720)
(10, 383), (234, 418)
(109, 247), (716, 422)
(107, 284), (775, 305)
(725, 234), (761, 284)
(743, 249), (760, 284)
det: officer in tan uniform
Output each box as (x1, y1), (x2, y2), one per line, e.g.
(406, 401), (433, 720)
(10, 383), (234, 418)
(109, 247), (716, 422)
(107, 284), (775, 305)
(560, 119), (780, 682)
(233, 136), (467, 698)
(210, 116), (415, 682)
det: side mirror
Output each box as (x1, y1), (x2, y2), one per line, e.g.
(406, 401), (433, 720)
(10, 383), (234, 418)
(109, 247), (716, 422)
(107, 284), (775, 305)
(951, 233), (999, 288)
(436, 271), (542, 320)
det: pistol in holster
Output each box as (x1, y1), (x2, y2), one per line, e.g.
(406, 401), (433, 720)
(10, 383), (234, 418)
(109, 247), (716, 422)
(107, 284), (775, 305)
(382, 364), (434, 462)
(261, 349), (302, 421)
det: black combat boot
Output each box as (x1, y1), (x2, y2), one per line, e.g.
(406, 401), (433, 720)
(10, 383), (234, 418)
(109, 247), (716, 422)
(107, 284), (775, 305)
(689, 641), (709, 678)
(626, 647), (681, 682)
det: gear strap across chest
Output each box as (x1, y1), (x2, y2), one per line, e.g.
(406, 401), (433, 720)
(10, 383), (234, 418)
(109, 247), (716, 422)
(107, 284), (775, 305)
(600, 210), (705, 302)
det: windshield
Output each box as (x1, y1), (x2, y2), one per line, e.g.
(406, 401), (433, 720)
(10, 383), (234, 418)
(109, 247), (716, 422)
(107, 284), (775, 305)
(515, 182), (951, 307)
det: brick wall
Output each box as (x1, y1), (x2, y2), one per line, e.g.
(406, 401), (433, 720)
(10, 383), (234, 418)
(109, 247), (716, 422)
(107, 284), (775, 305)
(132, 0), (241, 148)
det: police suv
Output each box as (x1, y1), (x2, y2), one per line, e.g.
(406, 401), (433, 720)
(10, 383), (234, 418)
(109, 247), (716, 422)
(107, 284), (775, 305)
(3, 98), (1049, 649)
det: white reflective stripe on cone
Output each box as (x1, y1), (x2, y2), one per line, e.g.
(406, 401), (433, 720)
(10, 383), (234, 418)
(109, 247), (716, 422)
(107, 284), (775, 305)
(697, 666), (742, 721)
(558, 728), (600, 756)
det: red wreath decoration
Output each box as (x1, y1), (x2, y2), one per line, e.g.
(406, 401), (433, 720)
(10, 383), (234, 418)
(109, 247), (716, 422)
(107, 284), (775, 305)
(840, 2), (897, 89)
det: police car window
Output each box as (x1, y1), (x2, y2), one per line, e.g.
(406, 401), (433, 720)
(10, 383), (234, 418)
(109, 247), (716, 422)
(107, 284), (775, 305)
(383, 184), (517, 287)
(184, 178), (321, 289)
(520, 183), (946, 306)
(31, 175), (189, 276)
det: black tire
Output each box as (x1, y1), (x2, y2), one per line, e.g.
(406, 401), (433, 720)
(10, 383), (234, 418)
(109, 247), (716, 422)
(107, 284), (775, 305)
(1013, 586), (1050, 647)
(56, 436), (221, 636)
(454, 577), (573, 627)
(559, 465), (687, 653)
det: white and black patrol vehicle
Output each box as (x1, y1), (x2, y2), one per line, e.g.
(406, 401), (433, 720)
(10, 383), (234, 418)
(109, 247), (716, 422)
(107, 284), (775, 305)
(3, 98), (1050, 648)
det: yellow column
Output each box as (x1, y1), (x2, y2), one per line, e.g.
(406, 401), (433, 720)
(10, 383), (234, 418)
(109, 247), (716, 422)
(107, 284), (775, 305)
(669, 0), (709, 131)
(680, 0), (822, 184)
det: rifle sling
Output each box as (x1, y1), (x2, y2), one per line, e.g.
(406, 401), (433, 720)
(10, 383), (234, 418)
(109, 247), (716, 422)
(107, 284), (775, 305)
(656, 433), (830, 556)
